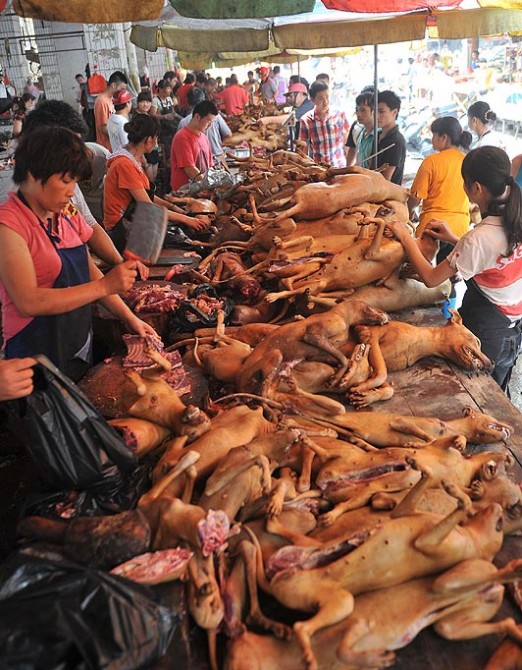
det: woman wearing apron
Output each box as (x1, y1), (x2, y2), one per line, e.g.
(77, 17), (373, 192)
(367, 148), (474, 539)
(151, 79), (181, 160)
(0, 126), (157, 382)
(386, 146), (522, 393)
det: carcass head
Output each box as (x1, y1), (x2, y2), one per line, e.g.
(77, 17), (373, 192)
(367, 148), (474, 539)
(443, 311), (494, 372)
(187, 555), (224, 630)
(187, 198), (217, 220)
(462, 406), (513, 443)
(180, 405), (212, 442)
(469, 454), (522, 535)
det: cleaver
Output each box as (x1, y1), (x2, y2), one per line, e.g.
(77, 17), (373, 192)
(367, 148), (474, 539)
(122, 200), (168, 265)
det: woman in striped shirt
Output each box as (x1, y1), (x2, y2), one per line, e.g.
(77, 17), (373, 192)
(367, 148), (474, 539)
(386, 146), (522, 392)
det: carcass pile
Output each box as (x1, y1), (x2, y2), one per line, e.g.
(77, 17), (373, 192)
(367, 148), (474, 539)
(18, 152), (522, 670)
(223, 103), (293, 154)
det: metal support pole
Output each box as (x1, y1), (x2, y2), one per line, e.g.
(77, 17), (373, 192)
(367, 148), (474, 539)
(373, 43), (379, 170)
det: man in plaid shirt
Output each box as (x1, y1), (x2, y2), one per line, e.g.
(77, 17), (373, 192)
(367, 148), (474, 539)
(299, 80), (350, 168)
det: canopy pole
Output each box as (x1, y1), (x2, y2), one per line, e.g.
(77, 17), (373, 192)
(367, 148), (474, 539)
(297, 54), (301, 79)
(373, 44), (378, 170)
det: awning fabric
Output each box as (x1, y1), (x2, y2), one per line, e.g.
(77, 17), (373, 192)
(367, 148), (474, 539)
(273, 12), (429, 49)
(170, 0), (315, 19)
(12, 0), (164, 22)
(133, 17), (272, 53)
(322, 0), (462, 10)
(130, 3), (522, 59)
(434, 6), (522, 37)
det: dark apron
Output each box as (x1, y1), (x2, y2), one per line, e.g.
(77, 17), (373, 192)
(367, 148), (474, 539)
(459, 279), (522, 392)
(156, 97), (179, 156)
(5, 210), (93, 382)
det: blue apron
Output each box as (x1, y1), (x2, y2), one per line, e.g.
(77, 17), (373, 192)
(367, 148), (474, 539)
(5, 196), (93, 382)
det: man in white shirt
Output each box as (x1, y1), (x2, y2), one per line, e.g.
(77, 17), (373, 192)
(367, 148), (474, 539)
(107, 89), (133, 152)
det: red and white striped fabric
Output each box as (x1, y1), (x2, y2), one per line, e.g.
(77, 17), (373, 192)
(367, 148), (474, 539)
(299, 108), (349, 168)
(447, 215), (522, 320)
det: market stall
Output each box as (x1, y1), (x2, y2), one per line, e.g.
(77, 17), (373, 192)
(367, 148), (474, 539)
(1, 4), (522, 669)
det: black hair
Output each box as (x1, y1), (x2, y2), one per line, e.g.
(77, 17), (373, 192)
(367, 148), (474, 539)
(157, 79), (170, 92)
(316, 73), (329, 82)
(289, 75), (309, 88)
(378, 90), (401, 112)
(206, 77), (216, 86)
(163, 70), (176, 81)
(193, 100), (218, 118)
(431, 116), (472, 151)
(195, 73), (207, 85)
(21, 93), (35, 104)
(309, 80), (328, 100)
(108, 70), (128, 86)
(114, 101), (130, 112)
(124, 113), (160, 145)
(273, 66), (280, 74)
(184, 73), (196, 84)
(462, 146), (522, 256)
(137, 91), (152, 103)
(187, 85), (206, 108)
(23, 99), (88, 137)
(13, 126), (91, 185)
(75, 73), (83, 80)
(468, 100), (497, 124)
(355, 92), (374, 108)
(230, 74), (238, 85)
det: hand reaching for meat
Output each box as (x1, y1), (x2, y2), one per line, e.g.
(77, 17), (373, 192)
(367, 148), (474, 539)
(184, 216), (212, 232)
(385, 220), (412, 243)
(423, 219), (460, 245)
(124, 314), (160, 340)
(102, 260), (138, 295)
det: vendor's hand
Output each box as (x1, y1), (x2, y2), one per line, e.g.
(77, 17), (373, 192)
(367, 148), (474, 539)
(136, 261), (150, 281)
(186, 216), (212, 232)
(423, 219), (459, 244)
(103, 260), (138, 295)
(126, 315), (159, 339)
(0, 358), (36, 401)
(385, 220), (411, 243)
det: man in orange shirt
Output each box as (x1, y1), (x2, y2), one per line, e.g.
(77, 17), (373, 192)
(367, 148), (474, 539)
(93, 71), (128, 151)
(217, 74), (248, 116)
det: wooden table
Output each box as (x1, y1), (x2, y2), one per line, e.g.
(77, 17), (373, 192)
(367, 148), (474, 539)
(349, 307), (522, 669)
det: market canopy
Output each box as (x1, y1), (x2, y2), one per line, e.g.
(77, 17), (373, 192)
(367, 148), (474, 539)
(11, 0), (165, 23)
(168, 0), (516, 19)
(8, 0), (522, 23)
(131, 2), (522, 66)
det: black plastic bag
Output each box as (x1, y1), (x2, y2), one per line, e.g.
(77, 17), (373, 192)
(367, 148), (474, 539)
(0, 552), (178, 669)
(171, 283), (234, 333)
(9, 355), (137, 493)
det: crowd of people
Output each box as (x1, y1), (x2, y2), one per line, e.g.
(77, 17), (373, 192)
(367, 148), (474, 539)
(0, 62), (520, 400)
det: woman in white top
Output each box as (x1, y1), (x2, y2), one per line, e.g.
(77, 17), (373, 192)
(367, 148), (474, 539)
(387, 146), (522, 393)
(467, 100), (503, 149)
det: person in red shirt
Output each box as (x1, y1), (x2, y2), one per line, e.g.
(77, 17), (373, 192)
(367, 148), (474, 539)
(176, 73), (196, 115)
(217, 74), (248, 116)
(170, 100), (218, 192)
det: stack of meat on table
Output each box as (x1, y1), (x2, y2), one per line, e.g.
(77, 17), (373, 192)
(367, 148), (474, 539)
(18, 153), (522, 670)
